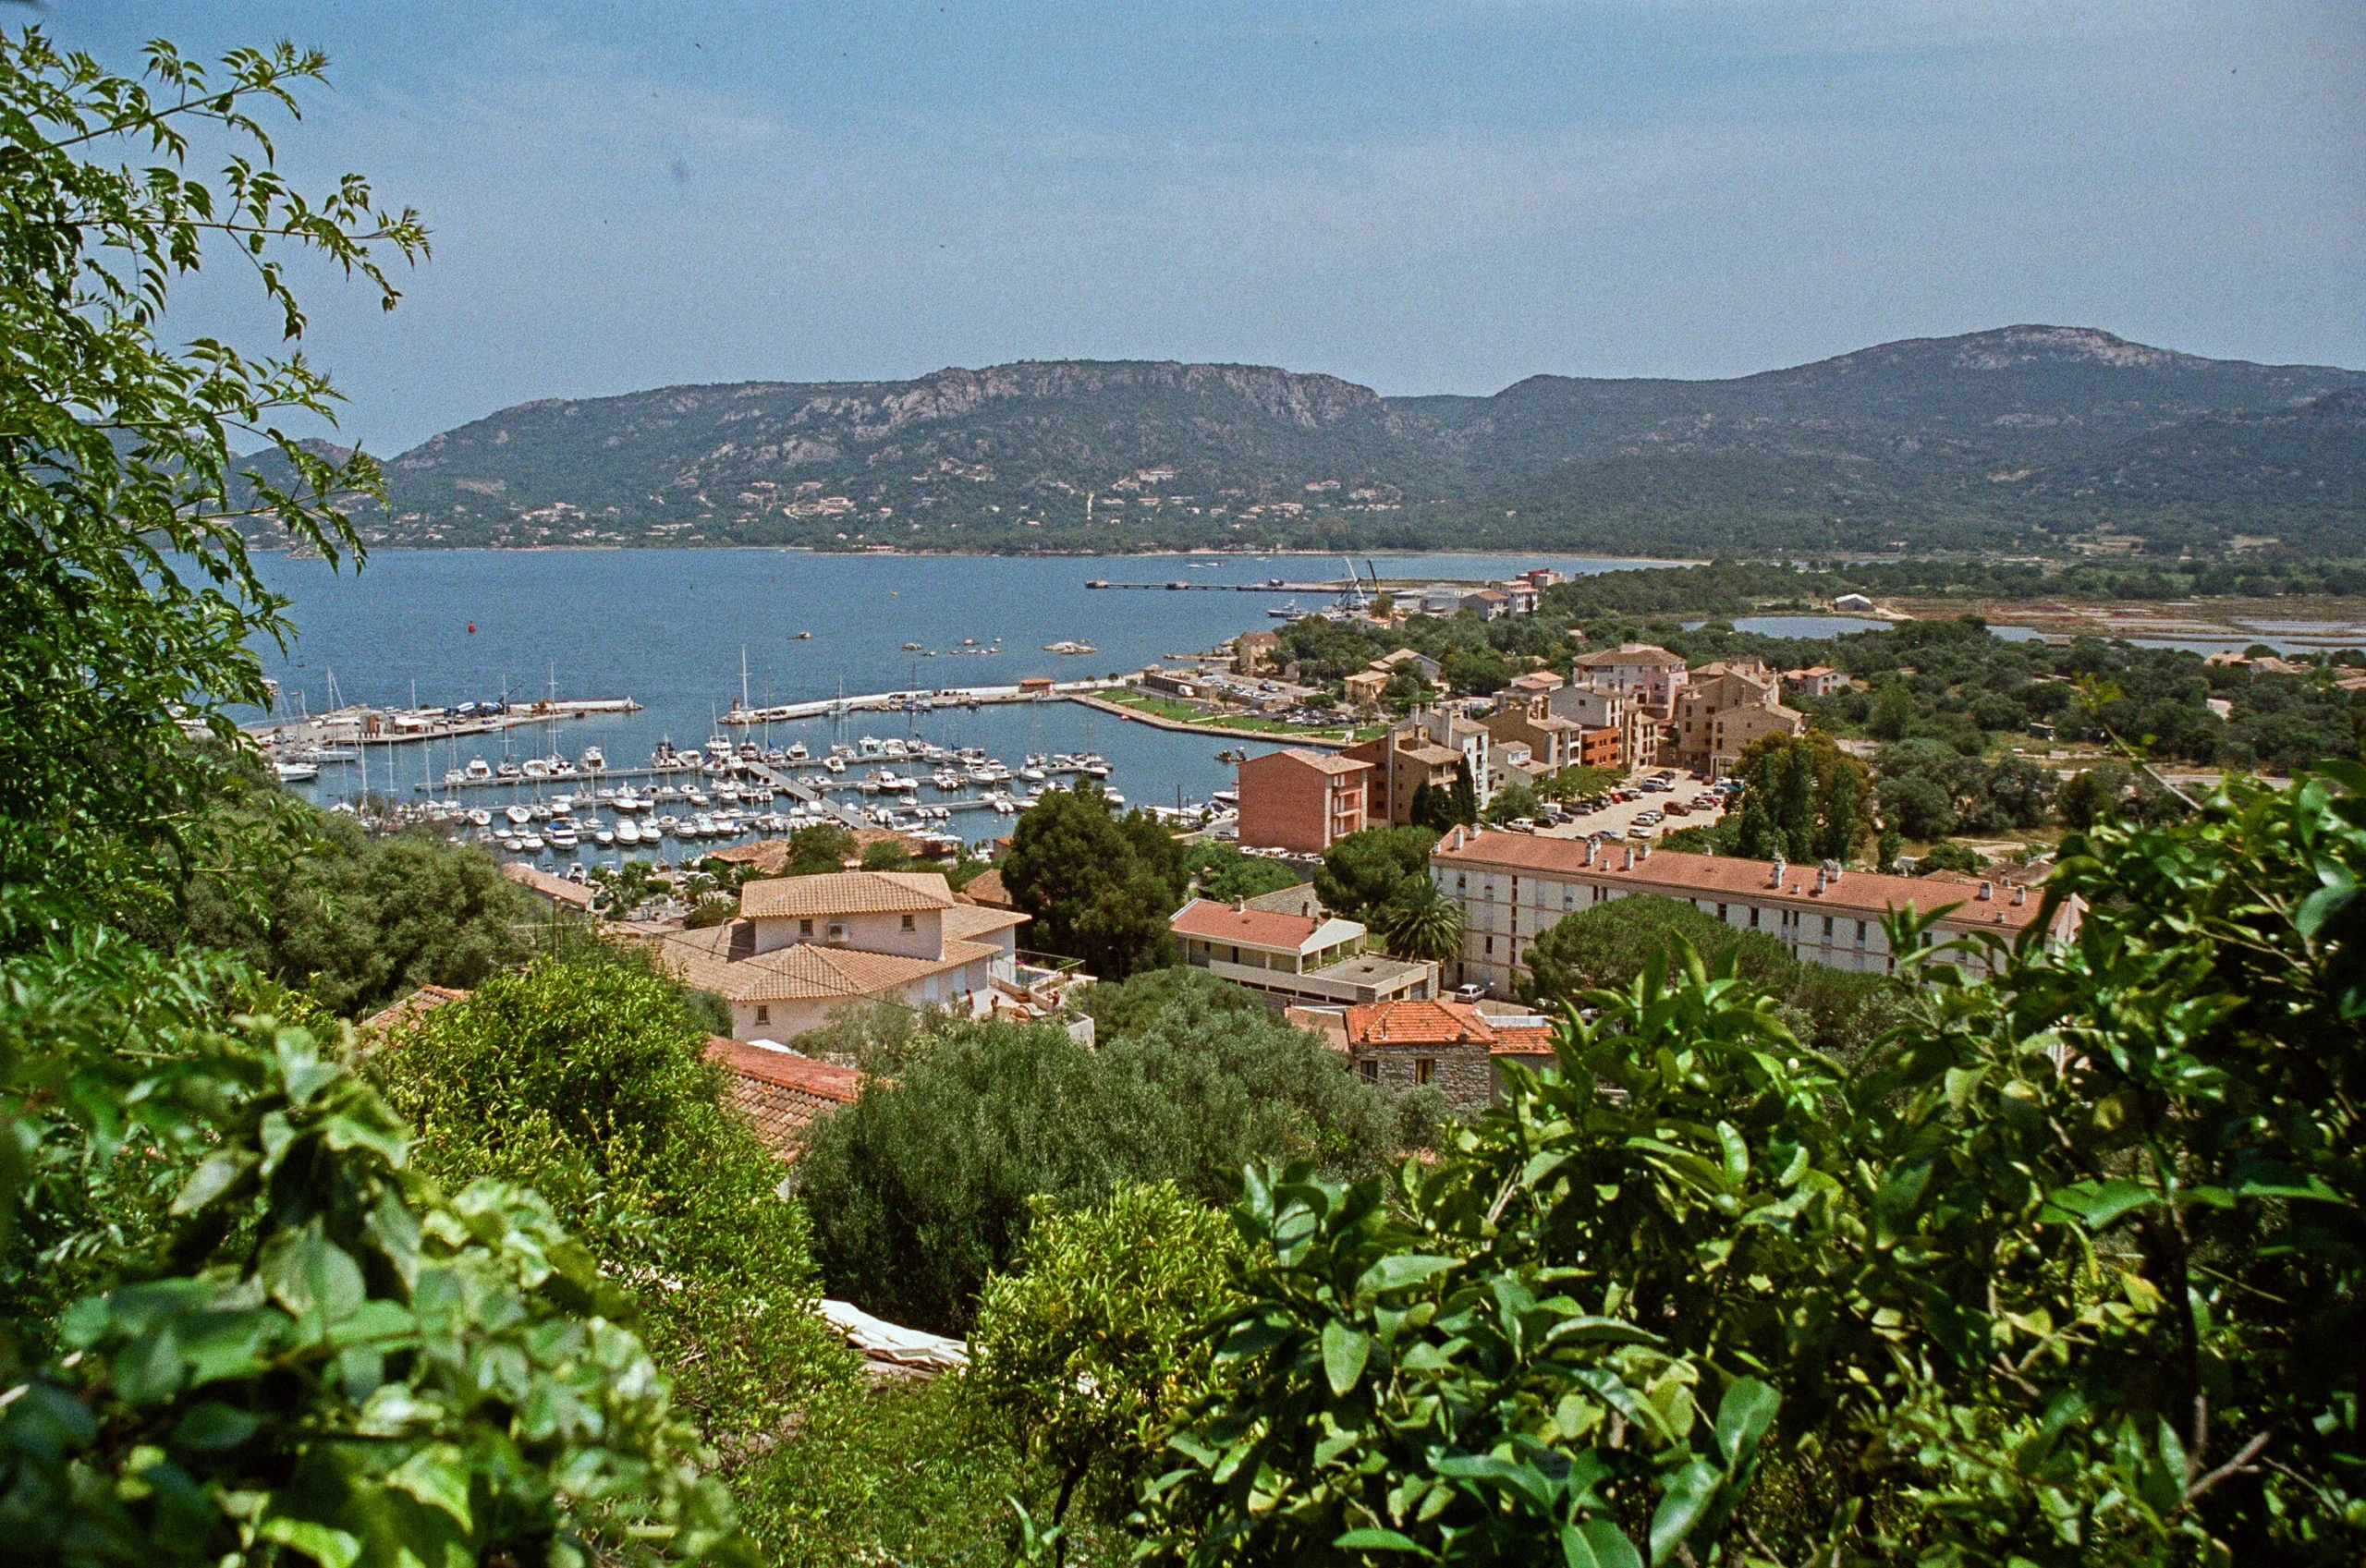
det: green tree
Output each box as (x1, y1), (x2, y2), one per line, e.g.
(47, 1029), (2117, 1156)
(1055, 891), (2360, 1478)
(1520, 893), (1788, 1009)
(1002, 784), (1187, 978)
(1731, 786), (1783, 860)
(1481, 781), (1539, 825)
(1772, 742), (1818, 858)
(1185, 842), (1302, 903)
(1867, 679), (1916, 741)
(968, 1183), (1240, 1545)
(860, 837), (914, 870)
(1447, 757), (1480, 825)
(1374, 876), (1462, 964)
(1150, 770), (2366, 1565)
(783, 821), (859, 874)
(1877, 822), (1903, 871)
(2055, 763), (2131, 830)
(1814, 754), (1861, 863)
(1313, 826), (1438, 918)
(0, 36), (749, 1563)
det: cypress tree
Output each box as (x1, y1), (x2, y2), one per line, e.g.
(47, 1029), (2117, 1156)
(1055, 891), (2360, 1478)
(1775, 744), (1818, 859)
(1448, 759), (1480, 827)
(1816, 762), (1861, 863)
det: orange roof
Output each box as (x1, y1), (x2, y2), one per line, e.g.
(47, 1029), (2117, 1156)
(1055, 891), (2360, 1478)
(944, 903), (1029, 942)
(959, 866), (1013, 908)
(362, 984), (470, 1036)
(1243, 748), (1371, 777)
(704, 1037), (862, 1158)
(499, 861), (595, 907)
(1344, 999), (1495, 1046)
(740, 869), (956, 919)
(659, 922), (998, 1002)
(1167, 897), (1363, 954)
(1574, 644), (1687, 668)
(1432, 829), (2057, 935)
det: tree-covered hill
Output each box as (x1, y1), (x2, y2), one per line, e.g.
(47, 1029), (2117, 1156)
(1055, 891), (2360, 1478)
(241, 325), (2366, 556)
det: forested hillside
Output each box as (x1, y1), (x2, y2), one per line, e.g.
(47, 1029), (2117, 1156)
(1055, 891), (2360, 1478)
(249, 326), (2366, 556)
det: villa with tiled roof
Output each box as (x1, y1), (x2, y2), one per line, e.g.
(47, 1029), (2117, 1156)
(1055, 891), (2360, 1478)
(658, 869), (1028, 1040)
(702, 1036), (863, 1158)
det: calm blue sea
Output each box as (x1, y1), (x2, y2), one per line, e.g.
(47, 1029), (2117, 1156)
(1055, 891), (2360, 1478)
(253, 549), (1663, 836)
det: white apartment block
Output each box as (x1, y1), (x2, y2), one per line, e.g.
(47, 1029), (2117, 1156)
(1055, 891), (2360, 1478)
(1429, 827), (2077, 998)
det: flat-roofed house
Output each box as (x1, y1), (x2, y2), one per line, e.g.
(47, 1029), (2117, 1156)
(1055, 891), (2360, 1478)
(1170, 898), (1436, 1008)
(658, 870), (1028, 1040)
(1428, 826), (2079, 998)
(1238, 748), (1372, 854)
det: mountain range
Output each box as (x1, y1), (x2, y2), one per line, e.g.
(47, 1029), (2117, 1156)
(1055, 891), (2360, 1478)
(251, 326), (2366, 557)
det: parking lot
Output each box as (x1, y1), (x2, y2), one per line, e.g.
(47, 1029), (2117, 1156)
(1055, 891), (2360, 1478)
(1528, 768), (1732, 845)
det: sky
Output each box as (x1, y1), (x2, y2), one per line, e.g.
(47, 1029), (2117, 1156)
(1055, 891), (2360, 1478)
(44, 0), (2366, 451)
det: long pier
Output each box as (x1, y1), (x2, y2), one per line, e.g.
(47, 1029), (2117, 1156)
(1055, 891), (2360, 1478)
(1085, 578), (1348, 592)
(714, 678), (1127, 725)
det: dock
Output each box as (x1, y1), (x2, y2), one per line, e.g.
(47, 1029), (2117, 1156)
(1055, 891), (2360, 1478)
(249, 698), (640, 753)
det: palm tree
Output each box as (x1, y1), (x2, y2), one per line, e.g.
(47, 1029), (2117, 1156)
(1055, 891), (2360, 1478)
(1377, 878), (1463, 965)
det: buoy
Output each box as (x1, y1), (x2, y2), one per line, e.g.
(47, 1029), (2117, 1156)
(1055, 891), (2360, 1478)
(468, 623), (476, 634)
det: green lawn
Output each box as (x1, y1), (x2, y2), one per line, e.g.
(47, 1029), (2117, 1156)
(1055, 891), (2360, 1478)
(1104, 689), (1369, 741)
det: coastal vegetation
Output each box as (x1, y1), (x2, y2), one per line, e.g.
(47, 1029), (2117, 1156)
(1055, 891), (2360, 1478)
(5, 24), (2361, 1568)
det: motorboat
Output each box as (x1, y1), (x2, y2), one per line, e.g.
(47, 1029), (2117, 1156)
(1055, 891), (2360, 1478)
(549, 823), (578, 849)
(505, 804), (533, 826)
(1018, 763), (1047, 784)
(495, 761), (522, 781)
(823, 754), (846, 775)
(616, 819), (642, 845)
(274, 760), (319, 784)
(464, 758), (494, 782)
(579, 747), (605, 772)
(593, 827), (615, 847)
(444, 767), (467, 786)
(787, 741), (809, 761)
(467, 808), (494, 827)
(518, 833), (545, 853)
(521, 758), (552, 780)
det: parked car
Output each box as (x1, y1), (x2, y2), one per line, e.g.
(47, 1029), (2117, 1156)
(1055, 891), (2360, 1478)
(1665, 801), (1691, 816)
(1455, 983), (1485, 1002)
(1626, 825), (1653, 840)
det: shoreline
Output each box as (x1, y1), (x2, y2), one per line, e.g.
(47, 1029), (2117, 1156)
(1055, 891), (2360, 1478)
(259, 541), (1713, 567)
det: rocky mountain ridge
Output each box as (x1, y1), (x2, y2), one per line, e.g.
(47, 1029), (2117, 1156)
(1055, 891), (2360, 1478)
(247, 327), (2366, 557)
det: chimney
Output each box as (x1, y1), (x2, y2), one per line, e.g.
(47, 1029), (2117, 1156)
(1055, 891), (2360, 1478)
(1977, 881), (1994, 901)
(2013, 884), (2027, 906)
(1639, 842), (1650, 861)
(1770, 854), (1786, 888)
(1824, 859), (1842, 884)
(1623, 845), (1635, 870)
(1815, 868), (1828, 893)
(1582, 838), (1596, 866)
(1234, 897), (1247, 912)
(727, 919), (755, 962)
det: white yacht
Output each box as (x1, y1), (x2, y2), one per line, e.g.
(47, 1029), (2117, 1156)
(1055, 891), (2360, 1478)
(467, 808), (493, 827)
(615, 819), (642, 846)
(579, 747), (606, 772)
(464, 758), (493, 782)
(505, 804), (533, 826)
(787, 741), (810, 761)
(274, 760), (319, 784)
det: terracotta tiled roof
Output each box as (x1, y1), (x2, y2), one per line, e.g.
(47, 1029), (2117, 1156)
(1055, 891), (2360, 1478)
(1251, 748), (1371, 776)
(499, 861), (595, 907)
(1169, 898), (1362, 954)
(707, 838), (795, 874)
(959, 867), (1013, 908)
(1574, 644), (1687, 668)
(740, 869), (956, 920)
(944, 903), (1029, 942)
(362, 984), (470, 1036)
(1344, 999), (1495, 1046)
(659, 923), (997, 1002)
(1485, 1020), (1558, 1057)
(1431, 829), (2056, 934)
(704, 1037), (862, 1157)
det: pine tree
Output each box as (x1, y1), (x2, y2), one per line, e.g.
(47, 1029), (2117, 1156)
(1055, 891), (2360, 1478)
(1815, 761), (1860, 863)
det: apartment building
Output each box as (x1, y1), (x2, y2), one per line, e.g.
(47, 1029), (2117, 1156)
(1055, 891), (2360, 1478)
(1570, 643), (1689, 716)
(1671, 660), (1805, 772)
(1342, 708), (1492, 821)
(1785, 665), (1850, 699)
(1543, 682), (1649, 772)
(1237, 748), (1372, 854)
(660, 870), (1029, 1040)
(1482, 699), (1585, 772)
(1428, 826), (2078, 998)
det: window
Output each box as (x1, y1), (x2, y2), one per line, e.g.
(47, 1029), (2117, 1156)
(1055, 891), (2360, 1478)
(799, 918), (813, 937)
(1856, 920), (1868, 944)
(754, 1005), (770, 1026)
(1717, 903), (1727, 922)
(1484, 935), (1494, 954)
(1414, 1057), (1436, 1087)
(1750, 906), (1760, 929)
(1563, 885), (1575, 909)
(900, 913), (915, 932)
(1359, 1059), (1380, 1085)
(827, 922), (847, 943)
(1457, 873), (1467, 893)
(1823, 915), (1834, 940)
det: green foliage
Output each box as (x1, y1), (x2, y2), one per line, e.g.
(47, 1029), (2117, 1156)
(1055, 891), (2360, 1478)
(1374, 877), (1463, 965)
(1314, 827), (1439, 920)
(2055, 762), (2132, 830)
(799, 972), (1404, 1335)
(1875, 739), (2055, 841)
(146, 801), (536, 1016)
(783, 822), (859, 875)
(1867, 681), (1916, 741)
(1912, 841), (1985, 875)
(1732, 733), (1872, 865)
(0, 933), (750, 1567)
(1536, 763), (1624, 803)
(969, 1183), (1241, 1534)
(1185, 842), (1304, 903)
(369, 950), (847, 1508)
(859, 839), (913, 871)
(1153, 768), (2366, 1563)
(1003, 784), (1189, 978)
(1482, 782), (1540, 825)
(0, 29), (424, 939)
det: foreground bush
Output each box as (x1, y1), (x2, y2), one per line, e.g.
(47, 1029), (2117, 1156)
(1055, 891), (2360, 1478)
(370, 947), (848, 1531)
(1144, 768), (2366, 1564)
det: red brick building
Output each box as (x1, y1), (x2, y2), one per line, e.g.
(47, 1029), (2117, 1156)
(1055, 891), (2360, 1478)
(1238, 748), (1372, 854)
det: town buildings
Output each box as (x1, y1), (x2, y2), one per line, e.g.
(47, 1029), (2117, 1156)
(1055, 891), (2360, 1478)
(1170, 897), (1437, 1008)
(1670, 659), (1806, 772)
(1342, 716), (1478, 827)
(1428, 826), (2079, 998)
(1286, 998), (1555, 1113)
(1834, 593), (1875, 614)
(1542, 682), (1642, 770)
(1237, 747), (1372, 854)
(702, 1037), (863, 1158)
(1784, 665), (1850, 699)
(657, 869), (1029, 1040)
(1570, 643), (1690, 715)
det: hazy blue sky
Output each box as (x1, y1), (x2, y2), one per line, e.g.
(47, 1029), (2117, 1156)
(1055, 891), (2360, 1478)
(49, 1), (2366, 449)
